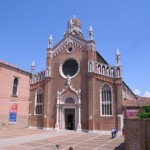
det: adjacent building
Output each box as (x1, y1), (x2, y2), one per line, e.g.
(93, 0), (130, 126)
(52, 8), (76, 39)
(0, 60), (30, 128)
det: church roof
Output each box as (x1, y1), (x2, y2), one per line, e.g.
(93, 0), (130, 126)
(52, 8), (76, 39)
(123, 96), (150, 107)
(122, 81), (137, 97)
(96, 51), (109, 65)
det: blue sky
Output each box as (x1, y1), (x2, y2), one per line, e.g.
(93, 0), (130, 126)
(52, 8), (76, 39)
(0, 0), (150, 97)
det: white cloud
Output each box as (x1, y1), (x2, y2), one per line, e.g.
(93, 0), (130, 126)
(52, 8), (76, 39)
(133, 89), (141, 95)
(143, 91), (150, 97)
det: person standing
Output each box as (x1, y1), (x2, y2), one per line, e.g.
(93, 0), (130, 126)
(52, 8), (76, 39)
(122, 127), (125, 136)
(111, 127), (115, 139)
(54, 143), (60, 150)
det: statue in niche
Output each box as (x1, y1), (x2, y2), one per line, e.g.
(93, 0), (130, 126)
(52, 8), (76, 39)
(78, 88), (81, 97)
(57, 90), (61, 97)
(67, 75), (71, 86)
(45, 67), (50, 77)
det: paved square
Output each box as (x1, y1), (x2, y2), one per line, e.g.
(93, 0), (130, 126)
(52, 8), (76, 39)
(0, 128), (125, 150)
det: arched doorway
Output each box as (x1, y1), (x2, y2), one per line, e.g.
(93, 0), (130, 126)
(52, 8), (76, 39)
(55, 83), (81, 131)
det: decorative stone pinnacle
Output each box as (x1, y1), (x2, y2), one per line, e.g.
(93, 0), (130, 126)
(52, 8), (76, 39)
(31, 60), (35, 67)
(116, 48), (120, 56)
(89, 25), (93, 32)
(31, 60), (35, 74)
(88, 25), (94, 40)
(70, 19), (74, 25)
(48, 34), (53, 48)
(115, 48), (121, 66)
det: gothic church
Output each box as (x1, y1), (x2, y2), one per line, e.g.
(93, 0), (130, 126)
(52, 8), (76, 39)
(28, 17), (136, 132)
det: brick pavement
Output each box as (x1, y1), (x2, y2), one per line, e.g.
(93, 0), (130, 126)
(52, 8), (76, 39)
(0, 128), (125, 150)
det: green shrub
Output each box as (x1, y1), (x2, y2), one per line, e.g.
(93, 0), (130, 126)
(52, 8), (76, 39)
(143, 106), (150, 112)
(138, 112), (150, 118)
(138, 106), (150, 119)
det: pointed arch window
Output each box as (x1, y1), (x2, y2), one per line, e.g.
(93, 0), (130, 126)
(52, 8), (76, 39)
(88, 61), (93, 72)
(34, 89), (43, 115)
(116, 67), (121, 77)
(12, 77), (19, 96)
(106, 67), (110, 76)
(100, 84), (112, 116)
(110, 68), (114, 77)
(98, 64), (101, 74)
(102, 66), (105, 75)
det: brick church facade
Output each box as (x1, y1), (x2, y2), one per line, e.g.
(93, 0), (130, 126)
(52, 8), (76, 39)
(1, 17), (149, 131)
(28, 17), (136, 132)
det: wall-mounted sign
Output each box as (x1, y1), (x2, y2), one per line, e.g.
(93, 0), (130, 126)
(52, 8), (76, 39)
(124, 108), (139, 119)
(9, 101), (18, 124)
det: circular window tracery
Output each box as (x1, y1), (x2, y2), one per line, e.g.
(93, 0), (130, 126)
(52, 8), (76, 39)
(59, 58), (79, 78)
(63, 59), (78, 77)
(67, 47), (73, 53)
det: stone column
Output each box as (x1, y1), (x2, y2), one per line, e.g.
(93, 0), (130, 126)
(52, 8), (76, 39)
(77, 93), (81, 131)
(55, 93), (60, 131)
(77, 105), (81, 131)
(55, 105), (59, 131)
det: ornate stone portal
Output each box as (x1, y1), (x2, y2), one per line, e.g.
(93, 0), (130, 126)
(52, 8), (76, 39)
(55, 76), (81, 131)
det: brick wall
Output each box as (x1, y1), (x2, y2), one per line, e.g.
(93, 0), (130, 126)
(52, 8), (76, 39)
(0, 115), (29, 129)
(0, 63), (30, 129)
(124, 118), (150, 150)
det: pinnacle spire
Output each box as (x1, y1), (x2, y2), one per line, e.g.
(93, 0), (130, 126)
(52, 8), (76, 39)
(89, 25), (93, 32)
(31, 60), (35, 67)
(116, 48), (120, 56)
(88, 25), (94, 40)
(115, 48), (121, 66)
(48, 34), (53, 48)
(31, 60), (35, 74)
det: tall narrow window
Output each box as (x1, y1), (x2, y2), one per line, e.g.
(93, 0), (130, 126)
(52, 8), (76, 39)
(101, 84), (112, 116)
(88, 62), (93, 72)
(98, 64), (101, 74)
(12, 77), (18, 96)
(35, 89), (43, 115)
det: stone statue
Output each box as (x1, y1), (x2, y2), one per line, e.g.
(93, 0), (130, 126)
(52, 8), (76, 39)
(67, 75), (71, 86)
(78, 88), (81, 97)
(57, 90), (61, 97)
